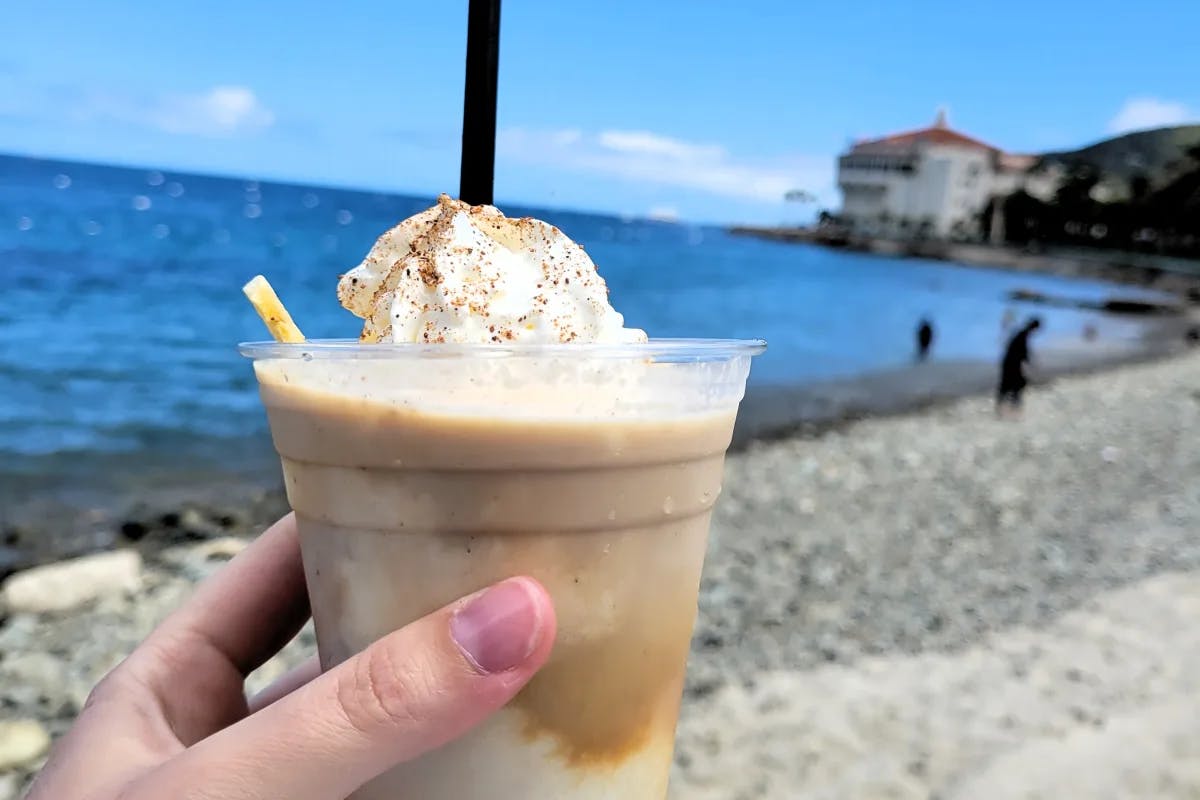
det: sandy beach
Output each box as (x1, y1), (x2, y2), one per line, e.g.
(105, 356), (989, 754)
(2, 349), (1199, 798)
(675, 347), (1200, 798)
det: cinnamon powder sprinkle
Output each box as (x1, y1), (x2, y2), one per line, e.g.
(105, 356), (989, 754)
(336, 193), (645, 343)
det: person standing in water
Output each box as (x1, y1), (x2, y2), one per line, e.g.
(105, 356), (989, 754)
(916, 317), (934, 361)
(997, 317), (1041, 417)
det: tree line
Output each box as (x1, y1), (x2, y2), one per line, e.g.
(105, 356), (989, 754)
(983, 144), (1200, 258)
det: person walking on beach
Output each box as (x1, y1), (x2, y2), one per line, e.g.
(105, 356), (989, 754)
(997, 316), (1041, 417)
(916, 317), (934, 361)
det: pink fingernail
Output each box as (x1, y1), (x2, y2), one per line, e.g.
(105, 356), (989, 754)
(451, 578), (542, 673)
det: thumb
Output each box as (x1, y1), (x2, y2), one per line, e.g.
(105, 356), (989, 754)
(138, 577), (555, 800)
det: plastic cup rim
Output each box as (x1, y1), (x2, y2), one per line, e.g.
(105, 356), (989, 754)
(239, 337), (767, 360)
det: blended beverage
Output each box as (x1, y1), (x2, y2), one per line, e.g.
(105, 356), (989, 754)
(242, 195), (762, 799)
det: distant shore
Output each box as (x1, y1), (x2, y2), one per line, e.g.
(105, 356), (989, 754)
(728, 226), (1200, 299)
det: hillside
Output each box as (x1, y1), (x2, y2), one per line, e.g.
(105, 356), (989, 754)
(1036, 125), (1200, 188)
(995, 125), (1200, 258)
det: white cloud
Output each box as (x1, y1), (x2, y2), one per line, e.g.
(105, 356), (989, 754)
(56, 84), (275, 138)
(499, 127), (831, 205)
(548, 128), (583, 147)
(150, 86), (275, 136)
(647, 204), (680, 222)
(596, 130), (725, 161)
(1107, 97), (1195, 134)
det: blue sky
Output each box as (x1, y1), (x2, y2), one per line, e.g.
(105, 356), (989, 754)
(2, 0), (1198, 224)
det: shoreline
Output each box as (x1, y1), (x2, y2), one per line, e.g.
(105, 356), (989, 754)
(733, 310), (1196, 446)
(3, 315), (1196, 572)
(728, 227), (1200, 299)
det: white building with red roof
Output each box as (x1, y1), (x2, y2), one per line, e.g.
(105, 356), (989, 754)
(837, 110), (1049, 240)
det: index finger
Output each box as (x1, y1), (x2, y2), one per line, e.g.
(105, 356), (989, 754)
(29, 514), (313, 792)
(143, 513), (310, 677)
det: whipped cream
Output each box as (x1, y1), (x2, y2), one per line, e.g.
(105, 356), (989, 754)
(338, 194), (646, 344)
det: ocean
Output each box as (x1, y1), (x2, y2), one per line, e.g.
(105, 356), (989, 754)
(0, 153), (1159, 500)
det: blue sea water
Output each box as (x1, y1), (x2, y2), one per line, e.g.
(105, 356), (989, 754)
(0, 153), (1156, 481)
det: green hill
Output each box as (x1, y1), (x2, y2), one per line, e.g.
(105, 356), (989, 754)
(1036, 125), (1200, 188)
(998, 126), (1200, 257)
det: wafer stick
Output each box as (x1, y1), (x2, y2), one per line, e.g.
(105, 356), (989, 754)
(242, 275), (305, 343)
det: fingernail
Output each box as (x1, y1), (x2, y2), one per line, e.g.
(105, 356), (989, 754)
(451, 578), (542, 674)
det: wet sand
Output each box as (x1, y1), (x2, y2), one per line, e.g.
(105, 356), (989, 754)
(734, 311), (1192, 445)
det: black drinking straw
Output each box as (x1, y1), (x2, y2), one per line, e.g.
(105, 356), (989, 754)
(459, 0), (501, 206)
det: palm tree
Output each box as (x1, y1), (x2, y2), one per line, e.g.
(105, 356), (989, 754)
(784, 189), (817, 203)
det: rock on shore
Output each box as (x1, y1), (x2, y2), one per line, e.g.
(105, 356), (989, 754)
(2, 351), (1199, 797)
(1, 551), (142, 614)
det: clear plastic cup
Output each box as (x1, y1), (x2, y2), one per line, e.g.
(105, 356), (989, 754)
(240, 339), (764, 800)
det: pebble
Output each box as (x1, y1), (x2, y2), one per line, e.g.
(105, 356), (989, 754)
(158, 537), (249, 580)
(0, 547), (21, 581)
(0, 719), (50, 771)
(178, 507), (220, 539)
(1, 652), (80, 717)
(0, 550), (142, 614)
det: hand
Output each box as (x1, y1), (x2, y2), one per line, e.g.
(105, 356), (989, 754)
(27, 514), (557, 799)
